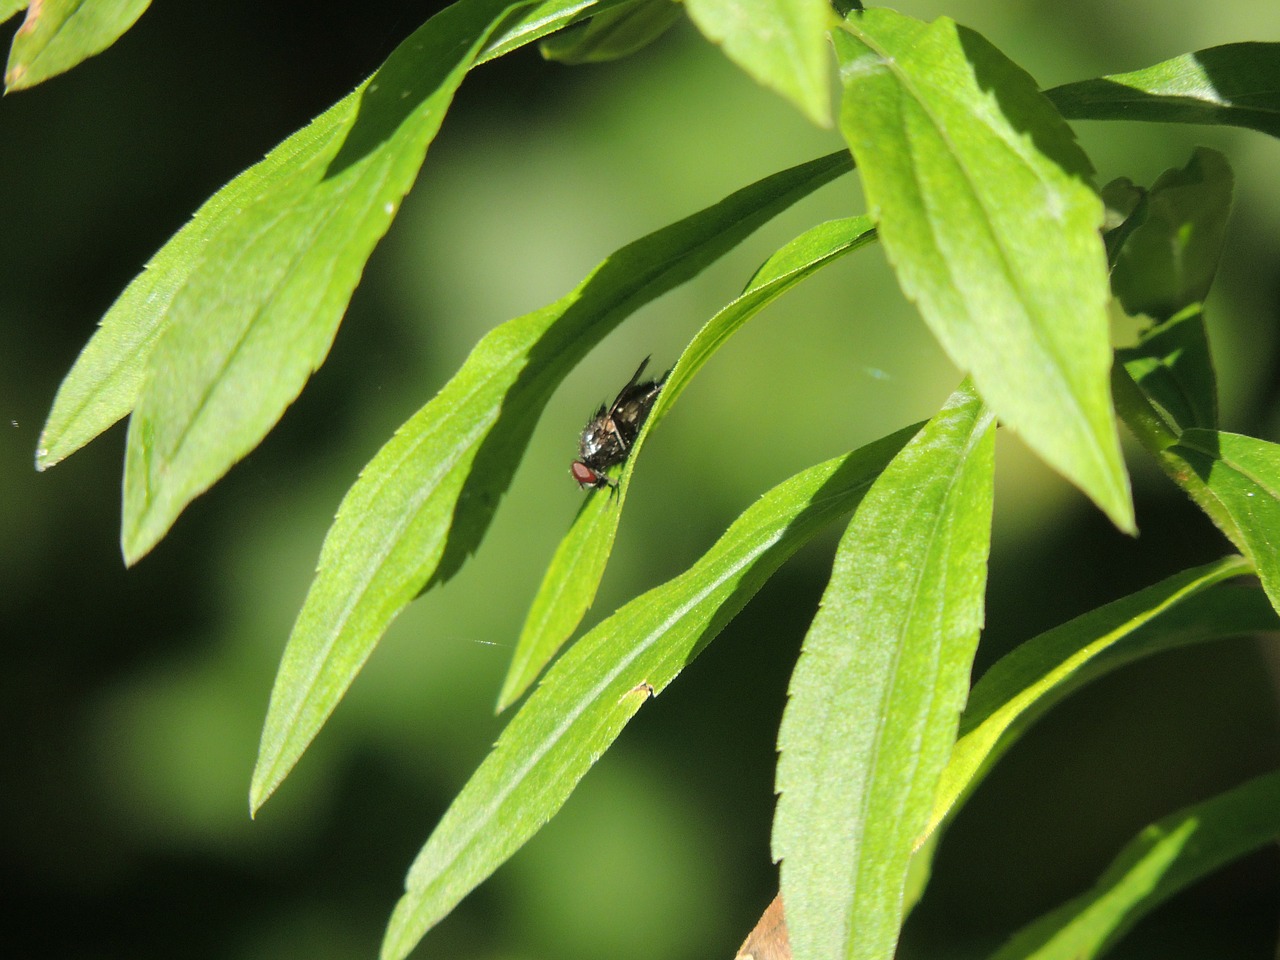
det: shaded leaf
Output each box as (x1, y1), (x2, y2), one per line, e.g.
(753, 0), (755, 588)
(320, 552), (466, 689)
(249, 152), (854, 813)
(835, 11), (1133, 532)
(477, 0), (632, 62)
(382, 428), (921, 960)
(925, 556), (1272, 841)
(118, 0), (533, 565)
(1047, 43), (1280, 140)
(1118, 306), (1218, 432)
(1162, 430), (1280, 613)
(4, 0), (148, 91)
(1109, 149), (1231, 434)
(775, 381), (996, 960)
(500, 216), (877, 710)
(539, 0), (682, 64)
(685, 0), (835, 126)
(990, 769), (1280, 960)
(1111, 147), (1233, 321)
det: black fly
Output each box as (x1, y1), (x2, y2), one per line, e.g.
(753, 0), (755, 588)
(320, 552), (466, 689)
(571, 357), (669, 490)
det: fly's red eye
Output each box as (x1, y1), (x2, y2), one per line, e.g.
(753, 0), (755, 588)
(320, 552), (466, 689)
(570, 460), (605, 488)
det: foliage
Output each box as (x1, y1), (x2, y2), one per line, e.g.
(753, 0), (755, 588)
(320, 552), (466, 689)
(13, 1), (1280, 958)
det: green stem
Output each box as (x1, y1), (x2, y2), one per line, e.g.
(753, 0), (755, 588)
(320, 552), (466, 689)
(1111, 362), (1179, 455)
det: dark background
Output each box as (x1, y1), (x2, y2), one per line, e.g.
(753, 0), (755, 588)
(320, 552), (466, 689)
(4, 2), (1280, 958)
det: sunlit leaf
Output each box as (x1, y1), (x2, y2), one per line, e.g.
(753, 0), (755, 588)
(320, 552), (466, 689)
(685, 0), (835, 126)
(249, 152), (854, 814)
(0, 2), (28, 27)
(925, 556), (1271, 841)
(775, 381), (996, 960)
(382, 428), (921, 960)
(4, 0), (148, 91)
(117, 0), (538, 565)
(1047, 43), (1280, 140)
(835, 11), (1133, 532)
(36, 0), (622, 474)
(990, 769), (1280, 960)
(38, 82), (349, 473)
(500, 216), (877, 710)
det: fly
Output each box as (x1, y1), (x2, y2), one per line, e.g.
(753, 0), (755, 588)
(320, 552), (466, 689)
(571, 357), (669, 490)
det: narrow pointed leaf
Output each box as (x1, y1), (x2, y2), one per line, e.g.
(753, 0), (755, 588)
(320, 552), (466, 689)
(1161, 430), (1280, 613)
(382, 428), (920, 960)
(1046, 43), (1280, 140)
(36, 0), (618, 474)
(4, 0), (149, 92)
(39, 77), (354, 473)
(685, 0), (835, 126)
(500, 216), (877, 710)
(835, 11), (1133, 532)
(249, 152), (854, 813)
(118, 0), (534, 565)
(990, 769), (1280, 960)
(774, 381), (996, 960)
(539, 0), (682, 64)
(925, 556), (1274, 840)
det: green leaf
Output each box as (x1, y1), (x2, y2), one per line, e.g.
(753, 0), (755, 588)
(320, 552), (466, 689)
(249, 152), (854, 814)
(37, 95), (351, 475)
(382, 428), (921, 960)
(1111, 148), (1233, 321)
(1110, 151), (1229, 433)
(1046, 43), (1280, 140)
(499, 216), (878, 711)
(925, 556), (1271, 841)
(774, 381), (996, 960)
(0, 2), (28, 27)
(116, 0), (534, 565)
(1162, 430), (1280, 614)
(1118, 306), (1218, 432)
(539, 0), (682, 64)
(3, 0), (149, 91)
(684, 0), (835, 126)
(36, 0), (621, 475)
(989, 769), (1280, 960)
(477, 0), (630, 63)
(835, 12), (1134, 533)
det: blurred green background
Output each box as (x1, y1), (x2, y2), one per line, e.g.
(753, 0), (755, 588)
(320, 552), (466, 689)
(5, 2), (1280, 958)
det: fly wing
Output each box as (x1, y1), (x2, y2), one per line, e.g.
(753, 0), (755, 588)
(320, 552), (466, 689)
(608, 356), (652, 416)
(609, 366), (668, 445)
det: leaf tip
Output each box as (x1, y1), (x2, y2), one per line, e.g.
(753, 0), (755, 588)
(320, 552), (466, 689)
(1099, 475), (1138, 536)
(380, 897), (420, 960)
(120, 523), (157, 568)
(249, 751), (287, 818)
(33, 443), (54, 472)
(493, 682), (519, 715)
